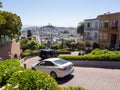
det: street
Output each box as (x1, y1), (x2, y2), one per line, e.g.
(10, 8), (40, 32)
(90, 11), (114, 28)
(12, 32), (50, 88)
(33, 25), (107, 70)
(22, 56), (120, 90)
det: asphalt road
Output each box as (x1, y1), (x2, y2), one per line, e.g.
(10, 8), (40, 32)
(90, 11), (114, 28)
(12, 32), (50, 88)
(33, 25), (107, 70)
(22, 56), (120, 90)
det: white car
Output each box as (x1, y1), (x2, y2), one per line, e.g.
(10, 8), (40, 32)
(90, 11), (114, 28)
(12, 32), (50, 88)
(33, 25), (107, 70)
(32, 58), (74, 79)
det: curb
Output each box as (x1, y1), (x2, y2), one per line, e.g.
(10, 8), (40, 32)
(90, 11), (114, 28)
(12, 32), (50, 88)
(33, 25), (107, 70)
(70, 60), (120, 69)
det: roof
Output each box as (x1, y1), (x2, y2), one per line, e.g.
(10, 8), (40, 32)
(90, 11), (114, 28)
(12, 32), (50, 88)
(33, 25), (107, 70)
(44, 58), (61, 62)
(97, 12), (120, 18)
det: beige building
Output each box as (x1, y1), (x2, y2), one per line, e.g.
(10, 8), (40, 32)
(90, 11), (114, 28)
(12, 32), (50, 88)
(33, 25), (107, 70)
(0, 38), (21, 60)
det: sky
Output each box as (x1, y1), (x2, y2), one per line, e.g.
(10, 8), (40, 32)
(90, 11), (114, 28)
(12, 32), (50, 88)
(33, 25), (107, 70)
(1, 0), (120, 27)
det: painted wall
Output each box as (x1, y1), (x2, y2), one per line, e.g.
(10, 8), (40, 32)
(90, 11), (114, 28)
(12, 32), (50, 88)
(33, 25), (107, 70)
(0, 39), (21, 60)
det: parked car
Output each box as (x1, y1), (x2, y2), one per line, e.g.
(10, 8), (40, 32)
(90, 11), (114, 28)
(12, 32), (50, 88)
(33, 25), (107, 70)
(39, 49), (58, 60)
(31, 58), (74, 79)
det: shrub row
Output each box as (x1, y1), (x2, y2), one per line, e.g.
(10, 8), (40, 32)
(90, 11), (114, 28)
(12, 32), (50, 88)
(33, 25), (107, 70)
(0, 59), (85, 90)
(58, 49), (120, 61)
(22, 49), (71, 58)
(57, 51), (71, 54)
(62, 87), (85, 90)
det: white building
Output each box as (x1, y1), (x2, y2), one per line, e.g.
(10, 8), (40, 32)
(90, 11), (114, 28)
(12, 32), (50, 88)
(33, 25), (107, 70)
(84, 18), (99, 49)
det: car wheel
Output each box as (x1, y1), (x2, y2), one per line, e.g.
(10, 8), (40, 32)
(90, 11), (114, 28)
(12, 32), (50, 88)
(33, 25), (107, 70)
(50, 72), (57, 79)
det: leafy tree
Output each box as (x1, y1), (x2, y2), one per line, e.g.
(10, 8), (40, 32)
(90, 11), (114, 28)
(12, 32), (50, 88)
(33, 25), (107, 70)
(77, 22), (84, 36)
(20, 39), (29, 51)
(27, 40), (40, 50)
(27, 30), (32, 38)
(52, 43), (62, 49)
(0, 14), (6, 25)
(0, 11), (22, 38)
(39, 44), (46, 49)
(20, 39), (40, 51)
(76, 41), (84, 49)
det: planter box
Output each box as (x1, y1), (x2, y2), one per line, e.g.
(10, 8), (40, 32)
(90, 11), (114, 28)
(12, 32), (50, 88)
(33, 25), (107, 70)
(70, 60), (120, 69)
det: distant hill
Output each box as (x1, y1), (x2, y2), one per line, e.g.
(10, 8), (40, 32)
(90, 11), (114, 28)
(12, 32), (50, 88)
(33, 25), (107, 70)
(21, 25), (78, 42)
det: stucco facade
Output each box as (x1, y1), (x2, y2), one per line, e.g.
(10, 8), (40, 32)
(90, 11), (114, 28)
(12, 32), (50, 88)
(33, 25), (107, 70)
(84, 18), (99, 49)
(0, 39), (21, 60)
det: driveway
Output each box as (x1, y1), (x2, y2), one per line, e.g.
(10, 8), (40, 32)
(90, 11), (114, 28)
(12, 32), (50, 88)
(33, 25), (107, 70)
(22, 56), (120, 90)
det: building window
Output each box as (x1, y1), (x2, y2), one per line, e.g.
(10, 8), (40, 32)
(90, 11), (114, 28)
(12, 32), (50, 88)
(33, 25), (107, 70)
(94, 32), (97, 38)
(100, 21), (104, 28)
(104, 21), (109, 28)
(99, 33), (103, 40)
(104, 33), (107, 40)
(112, 20), (118, 30)
(95, 22), (98, 28)
(87, 23), (90, 28)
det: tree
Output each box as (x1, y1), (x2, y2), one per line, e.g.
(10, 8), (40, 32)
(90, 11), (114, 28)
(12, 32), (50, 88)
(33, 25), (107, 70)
(20, 39), (40, 51)
(51, 43), (62, 49)
(27, 40), (40, 50)
(77, 22), (84, 36)
(0, 11), (22, 38)
(76, 41), (84, 50)
(20, 39), (29, 51)
(27, 30), (32, 38)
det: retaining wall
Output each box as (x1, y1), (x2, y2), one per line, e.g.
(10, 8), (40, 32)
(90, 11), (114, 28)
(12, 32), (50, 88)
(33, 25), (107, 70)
(70, 60), (120, 69)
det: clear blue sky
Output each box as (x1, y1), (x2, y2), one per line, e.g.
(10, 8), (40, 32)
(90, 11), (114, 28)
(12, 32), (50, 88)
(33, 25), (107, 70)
(1, 0), (120, 27)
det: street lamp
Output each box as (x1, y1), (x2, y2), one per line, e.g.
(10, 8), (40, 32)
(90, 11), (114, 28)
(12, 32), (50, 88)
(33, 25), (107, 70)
(0, 2), (3, 7)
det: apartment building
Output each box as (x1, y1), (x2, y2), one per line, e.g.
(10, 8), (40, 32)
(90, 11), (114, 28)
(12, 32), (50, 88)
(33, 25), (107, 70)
(84, 18), (99, 49)
(98, 12), (120, 49)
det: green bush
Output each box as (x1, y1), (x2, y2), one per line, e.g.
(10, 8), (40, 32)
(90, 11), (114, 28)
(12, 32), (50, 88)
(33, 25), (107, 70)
(5, 69), (60, 90)
(20, 39), (29, 51)
(22, 49), (39, 58)
(27, 40), (40, 50)
(62, 87), (85, 90)
(58, 49), (120, 61)
(0, 59), (22, 87)
(57, 51), (71, 54)
(52, 43), (62, 49)
(20, 39), (40, 51)
(57, 48), (71, 54)
(39, 44), (46, 49)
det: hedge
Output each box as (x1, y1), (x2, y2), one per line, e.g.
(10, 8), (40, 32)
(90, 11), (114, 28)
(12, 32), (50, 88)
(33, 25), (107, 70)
(0, 59), (22, 87)
(58, 49), (120, 61)
(22, 49), (39, 58)
(0, 59), (85, 90)
(5, 69), (60, 90)
(62, 87), (85, 90)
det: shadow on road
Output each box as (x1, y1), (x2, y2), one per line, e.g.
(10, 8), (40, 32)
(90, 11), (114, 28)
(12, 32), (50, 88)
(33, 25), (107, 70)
(56, 74), (74, 84)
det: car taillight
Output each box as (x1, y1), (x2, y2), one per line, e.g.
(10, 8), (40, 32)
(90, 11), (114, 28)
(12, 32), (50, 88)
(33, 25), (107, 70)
(59, 67), (67, 71)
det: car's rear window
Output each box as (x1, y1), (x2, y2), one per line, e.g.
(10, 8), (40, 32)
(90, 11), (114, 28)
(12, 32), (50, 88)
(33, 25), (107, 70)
(54, 59), (68, 65)
(40, 50), (55, 55)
